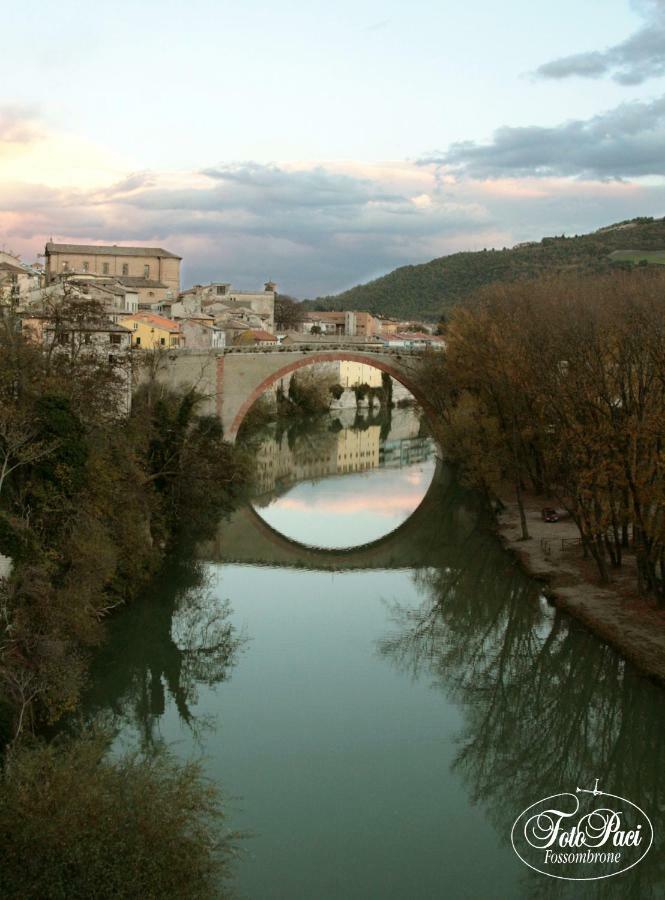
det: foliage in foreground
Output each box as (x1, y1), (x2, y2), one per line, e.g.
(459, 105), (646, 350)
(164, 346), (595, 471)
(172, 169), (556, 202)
(0, 735), (236, 900)
(0, 305), (248, 744)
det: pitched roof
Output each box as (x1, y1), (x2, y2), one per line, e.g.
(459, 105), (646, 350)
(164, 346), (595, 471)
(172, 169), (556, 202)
(45, 242), (181, 260)
(0, 262), (26, 276)
(248, 329), (278, 341)
(114, 276), (167, 289)
(220, 317), (250, 329)
(120, 312), (181, 332)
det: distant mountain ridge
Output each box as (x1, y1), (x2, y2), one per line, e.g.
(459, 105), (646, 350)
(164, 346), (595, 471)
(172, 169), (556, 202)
(305, 216), (665, 321)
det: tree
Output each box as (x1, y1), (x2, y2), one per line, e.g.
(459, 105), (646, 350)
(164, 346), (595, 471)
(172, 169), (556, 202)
(274, 294), (305, 331)
(414, 270), (665, 596)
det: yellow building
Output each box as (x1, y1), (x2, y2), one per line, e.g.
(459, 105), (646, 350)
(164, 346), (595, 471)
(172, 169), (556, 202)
(338, 360), (383, 388)
(335, 425), (381, 473)
(118, 312), (184, 349)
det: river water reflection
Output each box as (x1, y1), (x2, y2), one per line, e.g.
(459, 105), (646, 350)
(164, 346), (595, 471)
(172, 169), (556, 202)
(83, 407), (665, 899)
(250, 407), (436, 548)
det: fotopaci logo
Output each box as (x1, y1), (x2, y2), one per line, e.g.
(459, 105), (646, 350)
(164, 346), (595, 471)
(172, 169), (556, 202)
(511, 780), (653, 881)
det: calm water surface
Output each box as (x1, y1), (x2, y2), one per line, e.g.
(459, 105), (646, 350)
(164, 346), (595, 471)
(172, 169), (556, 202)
(83, 408), (665, 900)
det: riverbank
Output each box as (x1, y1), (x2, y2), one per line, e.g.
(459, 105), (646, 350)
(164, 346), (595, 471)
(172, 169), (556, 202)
(497, 495), (665, 685)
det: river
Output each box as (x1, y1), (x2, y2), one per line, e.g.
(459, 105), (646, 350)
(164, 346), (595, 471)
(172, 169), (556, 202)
(83, 405), (665, 899)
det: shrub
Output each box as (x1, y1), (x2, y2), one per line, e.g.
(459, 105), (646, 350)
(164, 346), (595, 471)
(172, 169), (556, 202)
(0, 735), (237, 900)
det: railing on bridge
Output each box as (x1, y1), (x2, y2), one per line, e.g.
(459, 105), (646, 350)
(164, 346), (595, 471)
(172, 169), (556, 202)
(220, 343), (433, 356)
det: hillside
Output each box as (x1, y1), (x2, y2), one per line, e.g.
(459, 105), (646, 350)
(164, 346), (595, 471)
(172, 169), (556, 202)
(305, 216), (665, 321)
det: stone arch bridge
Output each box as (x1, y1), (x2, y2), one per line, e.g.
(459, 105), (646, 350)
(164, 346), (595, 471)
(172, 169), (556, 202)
(149, 345), (433, 441)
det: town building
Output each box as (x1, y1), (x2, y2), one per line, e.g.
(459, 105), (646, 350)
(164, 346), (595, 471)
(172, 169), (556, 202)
(20, 278), (139, 324)
(299, 310), (381, 338)
(118, 312), (185, 349)
(44, 242), (181, 305)
(338, 360), (383, 389)
(380, 332), (446, 350)
(21, 314), (133, 412)
(0, 251), (42, 302)
(234, 329), (279, 347)
(179, 315), (225, 350)
(181, 281), (276, 332)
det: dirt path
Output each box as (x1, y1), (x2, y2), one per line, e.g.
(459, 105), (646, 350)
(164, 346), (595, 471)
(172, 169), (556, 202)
(498, 496), (665, 685)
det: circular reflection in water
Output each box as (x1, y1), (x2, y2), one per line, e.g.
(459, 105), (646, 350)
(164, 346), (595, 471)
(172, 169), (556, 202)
(250, 408), (437, 549)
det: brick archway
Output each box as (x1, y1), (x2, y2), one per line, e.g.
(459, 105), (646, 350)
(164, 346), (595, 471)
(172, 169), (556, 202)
(227, 351), (429, 439)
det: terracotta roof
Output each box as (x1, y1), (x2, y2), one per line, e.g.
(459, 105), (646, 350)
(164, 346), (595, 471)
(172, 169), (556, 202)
(120, 313), (181, 333)
(248, 329), (278, 341)
(46, 242), (181, 260)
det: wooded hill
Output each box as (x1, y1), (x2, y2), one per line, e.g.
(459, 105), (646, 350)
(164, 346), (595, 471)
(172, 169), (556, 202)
(305, 216), (665, 321)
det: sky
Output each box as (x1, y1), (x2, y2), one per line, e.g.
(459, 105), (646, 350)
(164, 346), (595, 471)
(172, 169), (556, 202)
(2, 0), (665, 296)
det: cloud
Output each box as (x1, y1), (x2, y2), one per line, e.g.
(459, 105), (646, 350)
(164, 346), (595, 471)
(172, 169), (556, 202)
(0, 105), (42, 145)
(2, 161), (664, 297)
(423, 95), (665, 180)
(0, 162), (494, 295)
(535, 0), (665, 85)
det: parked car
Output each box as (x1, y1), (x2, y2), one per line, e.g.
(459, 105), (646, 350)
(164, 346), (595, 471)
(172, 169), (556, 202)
(541, 507), (559, 523)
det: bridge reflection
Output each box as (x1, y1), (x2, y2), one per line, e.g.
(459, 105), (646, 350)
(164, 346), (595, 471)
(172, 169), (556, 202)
(198, 461), (481, 570)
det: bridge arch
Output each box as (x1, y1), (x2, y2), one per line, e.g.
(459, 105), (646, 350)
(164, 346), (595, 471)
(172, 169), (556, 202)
(202, 459), (449, 569)
(227, 350), (429, 440)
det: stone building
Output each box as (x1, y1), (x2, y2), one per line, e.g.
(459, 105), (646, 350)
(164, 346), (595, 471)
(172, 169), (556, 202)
(179, 315), (226, 350)
(300, 310), (381, 338)
(21, 314), (133, 412)
(0, 251), (42, 301)
(44, 242), (181, 305)
(20, 278), (139, 324)
(180, 281), (276, 332)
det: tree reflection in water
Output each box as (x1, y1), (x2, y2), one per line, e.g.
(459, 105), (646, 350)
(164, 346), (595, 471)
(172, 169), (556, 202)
(82, 558), (244, 750)
(379, 480), (665, 900)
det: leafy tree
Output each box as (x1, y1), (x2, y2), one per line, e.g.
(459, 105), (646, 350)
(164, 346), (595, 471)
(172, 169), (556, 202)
(274, 294), (304, 330)
(415, 270), (665, 598)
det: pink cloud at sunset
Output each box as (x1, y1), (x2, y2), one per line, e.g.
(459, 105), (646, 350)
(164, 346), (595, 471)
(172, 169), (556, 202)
(273, 490), (427, 518)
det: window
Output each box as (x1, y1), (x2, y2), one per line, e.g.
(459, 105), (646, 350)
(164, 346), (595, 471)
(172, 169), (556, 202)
(160, 337), (166, 345)
(84, 334), (92, 344)
(103, 262), (110, 275)
(135, 336), (141, 346)
(82, 261), (89, 272)
(62, 262), (69, 272)
(110, 333), (122, 345)
(216, 286), (225, 295)
(148, 291), (154, 298)
(122, 263), (129, 276)
(144, 264), (150, 278)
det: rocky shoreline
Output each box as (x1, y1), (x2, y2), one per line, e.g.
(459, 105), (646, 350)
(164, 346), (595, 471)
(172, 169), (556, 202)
(497, 496), (665, 687)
